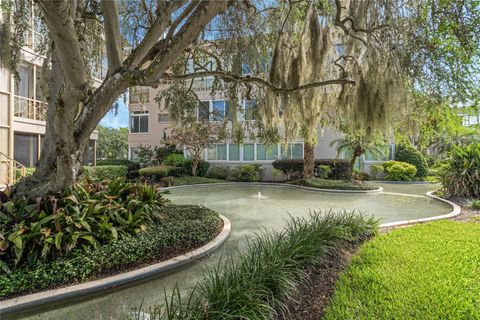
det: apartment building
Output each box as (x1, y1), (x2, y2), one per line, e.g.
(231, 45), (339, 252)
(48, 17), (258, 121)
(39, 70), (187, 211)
(127, 78), (349, 179)
(0, 3), (100, 186)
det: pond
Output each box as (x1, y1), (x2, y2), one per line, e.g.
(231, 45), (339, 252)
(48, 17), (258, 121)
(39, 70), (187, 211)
(18, 183), (451, 320)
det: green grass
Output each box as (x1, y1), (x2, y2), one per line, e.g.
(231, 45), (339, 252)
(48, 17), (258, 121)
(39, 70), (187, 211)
(171, 176), (227, 186)
(290, 178), (379, 191)
(324, 220), (480, 320)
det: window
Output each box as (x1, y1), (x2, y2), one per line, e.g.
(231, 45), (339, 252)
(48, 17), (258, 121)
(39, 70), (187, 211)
(14, 133), (38, 167)
(129, 87), (149, 104)
(243, 144), (254, 161)
(212, 100), (229, 121)
(281, 143), (304, 159)
(130, 111), (149, 133)
(208, 144), (227, 160)
(244, 99), (257, 121)
(158, 113), (169, 123)
(198, 101), (210, 121)
(229, 144), (240, 161)
(15, 65), (34, 98)
(256, 144), (266, 160)
(257, 144), (279, 161)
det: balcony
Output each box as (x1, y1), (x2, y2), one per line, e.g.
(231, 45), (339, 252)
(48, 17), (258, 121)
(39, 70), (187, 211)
(24, 28), (44, 53)
(14, 96), (47, 121)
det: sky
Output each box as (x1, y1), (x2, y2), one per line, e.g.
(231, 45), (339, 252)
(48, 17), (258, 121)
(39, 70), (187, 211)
(100, 97), (129, 128)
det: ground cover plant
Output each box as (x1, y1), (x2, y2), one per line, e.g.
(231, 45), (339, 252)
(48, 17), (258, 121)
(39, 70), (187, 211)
(0, 204), (221, 299)
(323, 220), (480, 320)
(290, 178), (379, 191)
(141, 210), (377, 320)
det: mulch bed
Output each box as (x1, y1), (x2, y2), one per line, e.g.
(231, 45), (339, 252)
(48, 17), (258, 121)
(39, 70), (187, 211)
(279, 246), (358, 320)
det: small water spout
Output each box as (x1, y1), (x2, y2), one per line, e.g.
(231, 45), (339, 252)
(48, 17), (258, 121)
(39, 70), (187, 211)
(252, 191), (268, 199)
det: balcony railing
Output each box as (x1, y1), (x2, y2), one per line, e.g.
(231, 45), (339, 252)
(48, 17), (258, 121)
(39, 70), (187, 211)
(0, 152), (27, 186)
(14, 96), (47, 121)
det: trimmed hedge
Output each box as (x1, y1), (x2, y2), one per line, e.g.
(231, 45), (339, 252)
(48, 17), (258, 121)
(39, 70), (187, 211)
(181, 160), (210, 177)
(82, 165), (128, 182)
(0, 205), (221, 299)
(229, 164), (263, 182)
(383, 161), (417, 181)
(163, 154), (186, 167)
(272, 159), (351, 180)
(139, 166), (182, 179)
(206, 166), (230, 180)
(96, 159), (140, 171)
(394, 145), (429, 178)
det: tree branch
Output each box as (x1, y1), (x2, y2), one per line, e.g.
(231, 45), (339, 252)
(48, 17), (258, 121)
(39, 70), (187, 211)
(37, 0), (88, 97)
(102, 0), (123, 75)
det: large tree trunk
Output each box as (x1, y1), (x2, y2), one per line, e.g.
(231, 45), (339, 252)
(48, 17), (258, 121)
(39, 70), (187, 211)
(350, 144), (364, 179)
(303, 142), (315, 179)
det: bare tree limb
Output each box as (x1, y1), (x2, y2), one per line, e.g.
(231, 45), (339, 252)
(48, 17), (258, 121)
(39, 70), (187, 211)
(102, 0), (123, 75)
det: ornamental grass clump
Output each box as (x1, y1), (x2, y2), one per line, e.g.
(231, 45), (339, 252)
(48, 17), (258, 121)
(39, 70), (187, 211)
(144, 210), (378, 320)
(441, 144), (480, 198)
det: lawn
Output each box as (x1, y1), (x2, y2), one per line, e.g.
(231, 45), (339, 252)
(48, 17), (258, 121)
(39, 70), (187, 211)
(323, 220), (480, 319)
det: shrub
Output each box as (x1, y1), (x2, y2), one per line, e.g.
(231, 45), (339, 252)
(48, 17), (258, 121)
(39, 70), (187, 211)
(383, 161), (417, 181)
(163, 153), (186, 167)
(353, 171), (370, 181)
(181, 160), (210, 177)
(96, 159), (140, 171)
(316, 165), (332, 179)
(0, 180), (166, 270)
(82, 165), (128, 182)
(139, 166), (181, 180)
(148, 211), (377, 319)
(0, 205), (221, 299)
(468, 199), (480, 209)
(15, 167), (36, 180)
(272, 159), (351, 180)
(206, 166), (230, 180)
(395, 145), (429, 178)
(126, 169), (140, 179)
(230, 164), (263, 182)
(442, 144), (480, 198)
(271, 168), (283, 182)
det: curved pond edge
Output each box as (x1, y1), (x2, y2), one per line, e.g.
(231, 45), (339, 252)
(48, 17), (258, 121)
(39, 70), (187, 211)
(164, 182), (384, 194)
(0, 215), (231, 317)
(379, 192), (461, 229)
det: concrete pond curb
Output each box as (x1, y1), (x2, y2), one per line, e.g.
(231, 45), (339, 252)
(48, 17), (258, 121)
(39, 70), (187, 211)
(0, 215), (231, 317)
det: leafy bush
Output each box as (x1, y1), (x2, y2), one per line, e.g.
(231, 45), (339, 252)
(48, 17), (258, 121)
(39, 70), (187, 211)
(82, 165), (128, 182)
(15, 167), (36, 180)
(316, 165), (332, 179)
(0, 205), (221, 299)
(0, 180), (166, 270)
(395, 145), (429, 178)
(96, 159), (140, 171)
(181, 160), (209, 177)
(353, 171), (371, 181)
(147, 211), (377, 319)
(230, 164), (263, 182)
(442, 144), (480, 198)
(170, 176), (226, 186)
(383, 161), (417, 181)
(139, 166), (181, 180)
(163, 153), (186, 167)
(468, 199), (480, 209)
(291, 178), (378, 191)
(272, 159), (351, 180)
(206, 166), (230, 180)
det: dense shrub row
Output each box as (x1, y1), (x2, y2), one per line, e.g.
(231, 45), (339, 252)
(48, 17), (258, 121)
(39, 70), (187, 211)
(205, 165), (264, 182)
(82, 165), (128, 182)
(139, 166), (182, 179)
(272, 159), (351, 180)
(0, 180), (165, 270)
(394, 145), (429, 178)
(0, 205), (221, 299)
(96, 159), (140, 171)
(145, 211), (377, 319)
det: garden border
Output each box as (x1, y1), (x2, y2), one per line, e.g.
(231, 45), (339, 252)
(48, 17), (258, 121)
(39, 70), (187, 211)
(0, 215), (231, 317)
(379, 191), (461, 229)
(165, 182), (384, 194)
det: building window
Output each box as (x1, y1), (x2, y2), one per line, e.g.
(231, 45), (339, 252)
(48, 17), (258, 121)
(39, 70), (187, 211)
(129, 87), (149, 104)
(14, 133), (38, 167)
(158, 113), (169, 123)
(208, 143), (227, 160)
(243, 144), (255, 161)
(15, 65), (34, 99)
(212, 100), (229, 121)
(229, 144), (240, 161)
(130, 111), (149, 133)
(256, 144), (278, 161)
(281, 143), (304, 159)
(198, 101), (210, 121)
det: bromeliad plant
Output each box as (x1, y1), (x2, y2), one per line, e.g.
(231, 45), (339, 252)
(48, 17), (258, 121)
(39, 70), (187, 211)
(0, 179), (167, 271)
